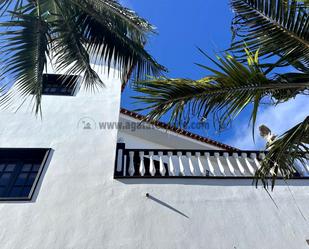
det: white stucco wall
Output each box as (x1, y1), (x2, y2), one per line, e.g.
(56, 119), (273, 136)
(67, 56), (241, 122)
(118, 114), (222, 150)
(0, 64), (124, 249)
(112, 179), (309, 249)
(0, 66), (309, 249)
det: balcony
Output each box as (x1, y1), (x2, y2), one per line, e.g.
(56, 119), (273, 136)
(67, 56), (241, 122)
(114, 143), (284, 179)
(114, 143), (309, 179)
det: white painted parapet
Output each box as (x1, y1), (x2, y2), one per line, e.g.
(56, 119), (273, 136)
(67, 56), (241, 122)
(114, 147), (281, 178)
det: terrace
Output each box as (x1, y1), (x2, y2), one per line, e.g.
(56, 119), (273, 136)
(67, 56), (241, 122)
(114, 143), (309, 179)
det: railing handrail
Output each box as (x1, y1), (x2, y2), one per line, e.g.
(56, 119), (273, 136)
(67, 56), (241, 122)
(122, 148), (266, 157)
(114, 143), (278, 178)
(114, 143), (309, 180)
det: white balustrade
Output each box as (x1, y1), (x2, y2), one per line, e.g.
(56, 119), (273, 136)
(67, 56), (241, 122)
(251, 153), (260, 169)
(167, 152), (175, 176)
(128, 151), (135, 176)
(177, 152), (185, 176)
(116, 148), (123, 172)
(186, 152), (195, 175)
(305, 154), (309, 173)
(149, 151), (155, 176)
(196, 152), (206, 176)
(259, 153), (266, 160)
(123, 155), (127, 176)
(233, 153), (245, 175)
(158, 152), (166, 176)
(205, 152), (215, 176)
(214, 153), (225, 176)
(115, 146), (279, 178)
(242, 153), (255, 175)
(224, 152), (235, 175)
(139, 151), (145, 176)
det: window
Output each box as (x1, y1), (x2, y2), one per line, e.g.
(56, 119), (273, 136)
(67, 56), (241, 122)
(0, 148), (51, 201)
(42, 74), (78, 96)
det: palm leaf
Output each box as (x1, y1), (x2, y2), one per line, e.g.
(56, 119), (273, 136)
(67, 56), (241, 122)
(77, 10), (164, 81)
(0, 0), (25, 15)
(51, 0), (103, 90)
(71, 0), (153, 36)
(134, 50), (309, 134)
(230, 0), (309, 70)
(271, 72), (309, 101)
(69, 0), (166, 79)
(0, 0), (164, 113)
(0, 5), (49, 114)
(255, 116), (309, 189)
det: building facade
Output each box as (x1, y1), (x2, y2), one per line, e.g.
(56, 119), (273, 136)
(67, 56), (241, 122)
(0, 63), (309, 249)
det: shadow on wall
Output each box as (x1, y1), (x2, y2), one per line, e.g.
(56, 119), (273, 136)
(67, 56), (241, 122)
(146, 193), (189, 218)
(117, 178), (309, 221)
(31, 149), (54, 202)
(116, 178), (309, 187)
(0, 149), (54, 204)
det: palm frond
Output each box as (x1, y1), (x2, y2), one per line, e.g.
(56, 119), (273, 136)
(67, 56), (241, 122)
(271, 72), (309, 102)
(134, 50), (309, 133)
(230, 0), (309, 70)
(77, 11), (164, 81)
(51, 0), (103, 91)
(69, 0), (166, 79)
(0, 0), (164, 113)
(0, 0), (25, 15)
(71, 0), (153, 36)
(0, 5), (49, 114)
(255, 116), (309, 189)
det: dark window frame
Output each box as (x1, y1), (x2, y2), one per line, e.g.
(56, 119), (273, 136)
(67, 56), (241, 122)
(41, 74), (79, 96)
(0, 148), (51, 201)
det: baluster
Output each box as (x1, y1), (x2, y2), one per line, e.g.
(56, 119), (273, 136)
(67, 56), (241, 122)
(233, 153), (245, 175)
(186, 152), (195, 176)
(128, 151), (135, 176)
(214, 153), (225, 176)
(251, 153), (260, 169)
(205, 152), (215, 176)
(139, 151), (145, 176)
(259, 153), (266, 160)
(123, 155), (127, 176)
(224, 152), (235, 175)
(149, 151), (155, 176)
(168, 152), (175, 176)
(305, 154), (309, 173)
(196, 152), (206, 176)
(116, 148), (123, 172)
(158, 152), (166, 176)
(242, 153), (255, 175)
(259, 153), (266, 172)
(177, 152), (185, 176)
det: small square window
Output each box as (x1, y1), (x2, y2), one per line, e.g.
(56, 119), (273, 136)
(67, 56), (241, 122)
(0, 148), (50, 201)
(16, 173), (28, 185)
(5, 164), (16, 172)
(22, 164), (32, 172)
(32, 164), (41, 172)
(42, 74), (78, 96)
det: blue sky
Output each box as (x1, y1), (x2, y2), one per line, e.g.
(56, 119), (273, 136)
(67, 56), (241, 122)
(120, 0), (308, 150)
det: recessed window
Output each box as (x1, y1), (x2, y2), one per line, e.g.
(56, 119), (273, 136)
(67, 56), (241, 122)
(0, 148), (51, 201)
(42, 74), (78, 96)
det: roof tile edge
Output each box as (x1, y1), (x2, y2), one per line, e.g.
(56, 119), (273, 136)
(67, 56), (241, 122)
(120, 108), (239, 152)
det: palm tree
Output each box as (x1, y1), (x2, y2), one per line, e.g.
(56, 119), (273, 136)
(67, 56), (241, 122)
(134, 0), (309, 188)
(0, 0), (165, 114)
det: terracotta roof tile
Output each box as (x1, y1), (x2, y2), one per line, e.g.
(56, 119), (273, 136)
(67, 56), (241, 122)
(120, 63), (238, 152)
(120, 108), (239, 152)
